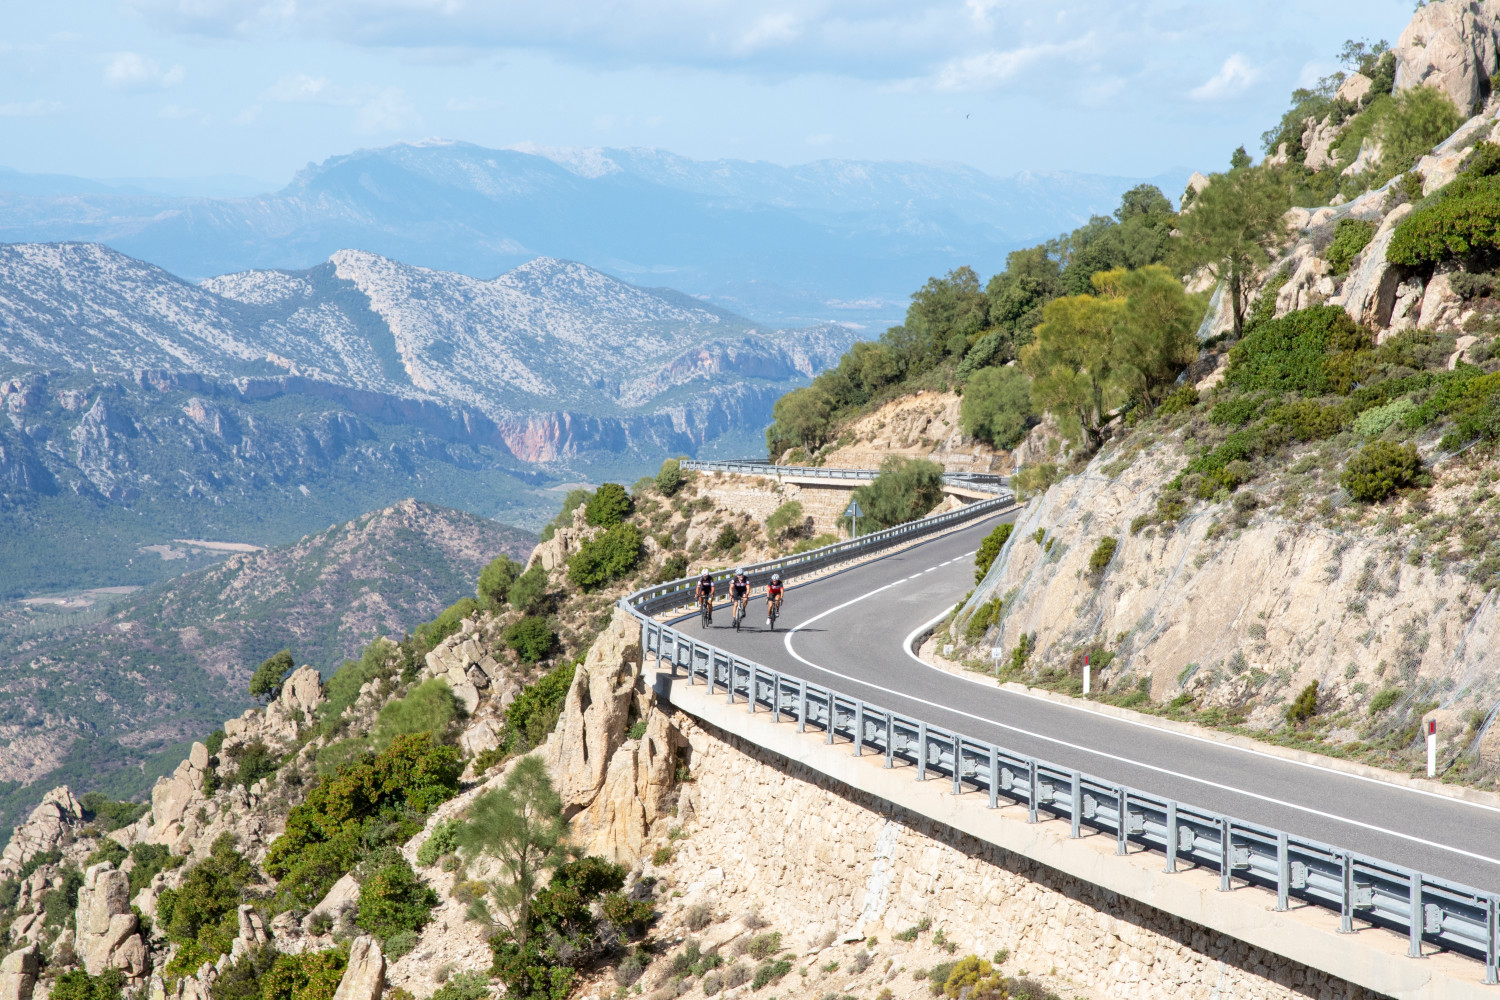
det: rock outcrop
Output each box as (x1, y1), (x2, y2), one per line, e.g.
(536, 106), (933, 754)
(75, 863), (145, 978)
(1332, 202), (1415, 329)
(332, 937), (385, 1000)
(0, 787), (82, 876)
(1395, 0), (1500, 114)
(0, 946), (38, 1000)
(544, 608), (645, 809)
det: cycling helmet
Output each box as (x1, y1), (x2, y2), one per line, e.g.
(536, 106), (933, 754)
(771, 573), (781, 582)
(734, 567), (744, 575)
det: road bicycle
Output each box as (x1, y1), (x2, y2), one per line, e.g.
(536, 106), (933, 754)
(699, 594), (713, 628)
(732, 595), (748, 631)
(767, 597), (780, 632)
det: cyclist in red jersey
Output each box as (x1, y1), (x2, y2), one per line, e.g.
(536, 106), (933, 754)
(765, 573), (784, 626)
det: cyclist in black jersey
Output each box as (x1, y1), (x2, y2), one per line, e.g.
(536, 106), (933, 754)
(695, 571), (716, 625)
(728, 568), (750, 627)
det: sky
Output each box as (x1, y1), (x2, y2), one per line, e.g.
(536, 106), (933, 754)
(0, 0), (1416, 191)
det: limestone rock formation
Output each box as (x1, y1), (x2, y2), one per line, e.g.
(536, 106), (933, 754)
(0, 946), (39, 1000)
(423, 631), (516, 715)
(544, 608), (645, 810)
(568, 708), (685, 862)
(75, 863), (145, 978)
(332, 937), (385, 1000)
(1340, 137), (1382, 177)
(1337, 71), (1374, 105)
(1333, 202), (1415, 328)
(1302, 117), (1343, 172)
(1394, 0), (1500, 114)
(1274, 252), (1331, 318)
(0, 787), (82, 875)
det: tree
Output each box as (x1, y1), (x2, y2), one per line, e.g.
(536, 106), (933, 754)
(974, 523), (1013, 583)
(509, 563), (551, 614)
(567, 522), (643, 591)
(584, 483), (633, 527)
(850, 457), (946, 531)
(478, 555), (523, 610)
(1103, 266), (1202, 409)
(766, 384), (834, 457)
(1173, 165), (1291, 336)
(504, 617), (557, 663)
(654, 458), (685, 496)
(1020, 291), (1121, 449)
(248, 650), (295, 703)
(458, 756), (572, 946)
(905, 266), (990, 367)
(959, 366), (1033, 448)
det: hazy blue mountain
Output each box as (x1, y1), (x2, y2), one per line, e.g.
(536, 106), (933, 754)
(0, 142), (1190, 326)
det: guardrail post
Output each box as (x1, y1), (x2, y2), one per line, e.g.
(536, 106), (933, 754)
(1408, 873), (1424, 958)
(1164, 800), (1178, 873)
(1028, 761), (1039, 823)
(917, 722), (928, 781)
(988, 746), (999, 809)
(770, 674), (780, 722)
(952, 740), (962, 795)
(825, 700), (836, 744)
(884, 713), (894, 769)
(853, 701), (864, 756)
(1339, 853), (1354, 933)
(705, 644), (715, 694)
(1116, 788), (1129, 855)
(797, 680), (807, 733)
(1218, 819), (1232, 892)
(1486, 896), (1498, 985)
(1070, 772), (1081, 839)
(726, 658), (736, 705)
(747, 668), (756, 714)
(1275, 832), (1288, 911)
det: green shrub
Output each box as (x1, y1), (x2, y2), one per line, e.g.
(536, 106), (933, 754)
(1379, 85), (1463, 179)
(209, 943), (278, 1000)
(413, 598), (481, 655)
(249, 650), (295, 703)
(584, 483), (633, 527)
(655, 552), (689, 583)
(158, 834), (256, 972)
(850, 456), (945, 531)
(746, 932), (782, 960)
(374, 679), (463, 747)
(1285, 681), (1319, 725)
(1268, 400), (1352, 442)
(508, 563), (551, 614)
(356, 855), (438, 949)
(655, 459), (686, 497)
(50, 969), (125, 1000)
(1208, 394), (1262, 427)
(1370, 688), (1403, 714)
(490, 658), (579, 762)
(765, 501), (806, 542)
(79, 792), (149, 832)
(791, 532), (840, 554)
(85, 839), (128, 870)
(221, 739), (282, 791)
(258, 948), (349, 1000)
(320, 639), (397, 729)
(478, 555), (524, 610)
(1351, 397), (1415, 436)
(974, 523), (1013, 582)
(1224, 306), (1371, 396)
(960, 366), (1034, 448)
(964, 600), (1001, 643)
(941, 956), (1004, 1000)
(567, 522), (643, 591)
(1012, 463), (1060, 500)
(1324, 218), (1377, 275)
(714, 524), (741, 551)
(128, 842), (179, 896)
(40, 865), (84, 928)
(751, 960), (792, 990)
(1341, 441), (1423, 502)
(1155, 386), (1198, 416)
(265, 734), (462, 907)
(417, 819), (463, 867)
(504, 617), (557, 663)
(1088, 537), (1118, 576)
(488, 857), (633, 1000)
(431, 972), (491, 1000)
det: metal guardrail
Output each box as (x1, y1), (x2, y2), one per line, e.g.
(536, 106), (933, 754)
(622, 463), (1500, 980)
(681, 458), (1010, 492)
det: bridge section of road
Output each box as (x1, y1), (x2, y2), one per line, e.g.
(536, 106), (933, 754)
(622, 473), (1500, 999)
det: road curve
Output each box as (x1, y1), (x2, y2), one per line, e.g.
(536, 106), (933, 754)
(687, 509), (1500, 893)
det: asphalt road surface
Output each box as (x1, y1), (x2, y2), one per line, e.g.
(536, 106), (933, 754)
(684, 509), (1500, 893)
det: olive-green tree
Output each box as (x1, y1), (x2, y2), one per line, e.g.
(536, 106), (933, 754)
(1173, 166), (1290, 337)
(248, 650), (295, 703)
(1020, 291), (1121, 449)
(1103, 266), (1203, 409)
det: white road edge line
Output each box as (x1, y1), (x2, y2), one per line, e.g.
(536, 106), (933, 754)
(777, 579), (1500, 868)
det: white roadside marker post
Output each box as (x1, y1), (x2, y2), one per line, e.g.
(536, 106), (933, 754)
(1427, 719), (1437, 778)
(1083, 652), (1091, 697)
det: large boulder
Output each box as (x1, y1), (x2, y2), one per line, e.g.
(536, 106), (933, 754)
(332, 937), (384, 1000)
(569, 709), (685, 863)
(1337, 71), (1374, 105)
(0, 945), (39, 1000)
(75, 863), (145, 978)
(0, 787), (82, 875)
(1334, 202), (1416, 329)
(1275, 252), (1331, 317)
(1419, 266), (1472, 330)
(1303, 116), (1343, 172)
(1394, 0), (1500, 114)
(544, 607), (643, 808)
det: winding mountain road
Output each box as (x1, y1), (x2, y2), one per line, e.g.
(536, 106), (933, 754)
(685, 509), (1500, 894)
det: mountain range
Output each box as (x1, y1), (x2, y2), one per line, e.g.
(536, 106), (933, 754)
(0, 242), (853, 592)
(0, 141), (1190, 326)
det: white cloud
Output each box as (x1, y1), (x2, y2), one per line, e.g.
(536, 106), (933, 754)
(353, 87), (420, 133)
(0, 100), (65, 117)
(104, 52), (185, 90)
(806, 132), (834, 146)
(1190, 53), (1259, 101)
(930, 36), (1093, 92)
(265, 73), (352, 104)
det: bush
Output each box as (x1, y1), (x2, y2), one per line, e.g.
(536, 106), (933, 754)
(724, 963), (752, 989)
(1285, 681), (1319, 726)
(221, 739), (282, 791)
(655, 552), (689, 583)
(249, 650), (295, 703)
(265, 733), (462, 907)
(504, 616), (557, 663)
(1342, 441), (1423, 502)
(79, 792), (149, 832)
(616, 951), (650, 988)
(1224, 306), (1370, 396)
(478, 555), (524, 610)
(655, 459), (686, 496)
(128, 842), (180, 896)
(85, 839), (128, 870)
(964, 599), (1001, 643)
(50, 969), (126, 1000)
(210, 943), (279, 1000)
(508, 563), (551, 614)
(1156, 385), (1198, 416)
(850, 457), (946, 531)
(567, 522), (643, 591)
(941, 956), (1004, 1000)
(701, 971), (724, 996)
(974, 523), (1013, 582)
(417, 819), (464, 867)
(751, 960), (792, 990)
(685, 902), (713, 931)
(585, 483), (633, 527)
(1351, 397), (1415, 437)
(1380, 85), (1463, 179)
(765, 501), (806, 542)
(1324, 218), (1376, 275)
(746, 932), (782, 960)
(158, 833), (256, 972)
(431, 972), (491, 1000)
(1370, 688), (1403, 714)
(412, 598), (481, 659)
(713, 524), (741, 552)
(259, 949), (350, 1000)
(791, 532), (840, 554)
(960, 366), (1033, 448)
(496, 658), (578, 759)
(40, 864), (84, 928)
(1088, 537), (1118, 576)
(374, 679), (463, 747)
(356, 855), (438, 949)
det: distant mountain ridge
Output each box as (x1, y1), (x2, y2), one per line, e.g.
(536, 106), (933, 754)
(0, 141), (1190, 325)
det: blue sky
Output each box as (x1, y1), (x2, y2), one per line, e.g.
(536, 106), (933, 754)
(2, 1), (1413, 189)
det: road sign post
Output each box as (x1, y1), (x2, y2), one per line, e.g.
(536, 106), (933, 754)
(1083, 652), (1091, 696)
(1427, 719), (1437, 778)
(844, 498), (864, 539)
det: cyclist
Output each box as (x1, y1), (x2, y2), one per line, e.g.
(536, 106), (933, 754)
(728, 568), (751, 624)
(765, 572), (784, 626)
(695, 571), (716, 624)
